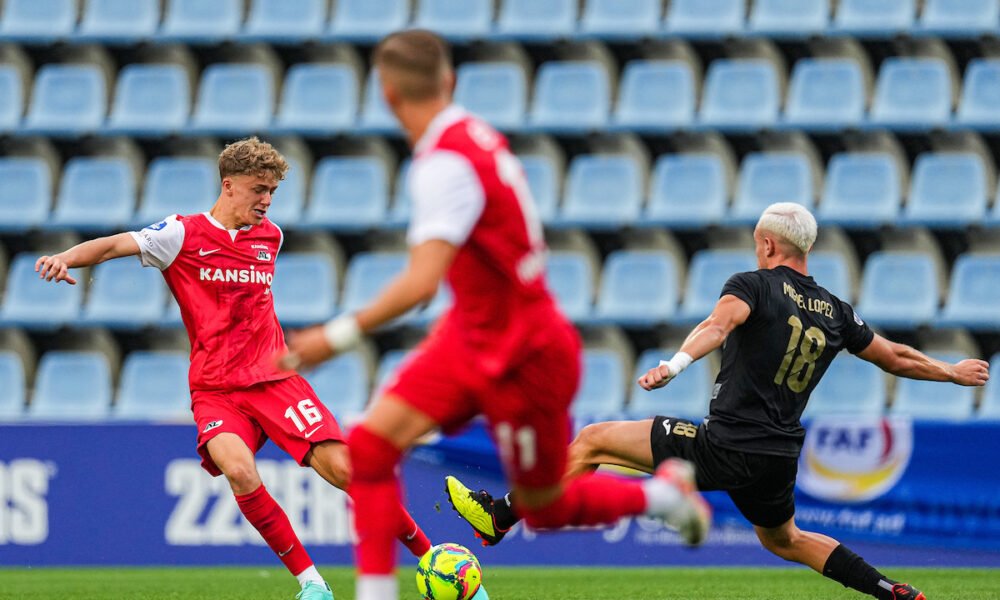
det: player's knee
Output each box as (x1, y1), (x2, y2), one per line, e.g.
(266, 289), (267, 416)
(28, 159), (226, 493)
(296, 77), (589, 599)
(347, 426), (400, 481)
(326, 445), (352, 489)
(221, 462), (261, 495)
(569, 423), (610, 466)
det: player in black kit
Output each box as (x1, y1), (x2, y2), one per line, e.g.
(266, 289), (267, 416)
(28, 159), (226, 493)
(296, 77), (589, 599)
(444, 203), (990, 600)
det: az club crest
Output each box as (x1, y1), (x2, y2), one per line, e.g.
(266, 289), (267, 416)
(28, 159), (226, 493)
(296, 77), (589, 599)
(257, 250), (271, 262)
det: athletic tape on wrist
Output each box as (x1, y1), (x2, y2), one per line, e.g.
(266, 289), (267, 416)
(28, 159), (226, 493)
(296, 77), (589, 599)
(658, 352), (693, 378)
(323, 315), (361, 352)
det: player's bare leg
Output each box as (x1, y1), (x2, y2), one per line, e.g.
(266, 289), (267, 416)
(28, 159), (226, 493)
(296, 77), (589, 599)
(756, 517), (926, 600)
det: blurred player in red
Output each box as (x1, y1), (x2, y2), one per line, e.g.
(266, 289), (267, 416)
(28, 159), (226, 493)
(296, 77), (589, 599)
(35, 137), (430, 600)
(279, 30), (711, 600)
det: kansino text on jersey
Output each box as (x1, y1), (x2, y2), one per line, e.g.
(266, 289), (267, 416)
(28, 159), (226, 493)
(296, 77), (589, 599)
(199, 267), (274, 285)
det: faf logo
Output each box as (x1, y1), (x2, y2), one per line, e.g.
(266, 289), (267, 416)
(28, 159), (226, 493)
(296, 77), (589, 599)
(798, 417), (913, 503)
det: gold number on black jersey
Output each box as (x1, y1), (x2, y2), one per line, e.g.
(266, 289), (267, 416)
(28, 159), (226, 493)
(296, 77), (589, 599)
(774, 315), (827, 392)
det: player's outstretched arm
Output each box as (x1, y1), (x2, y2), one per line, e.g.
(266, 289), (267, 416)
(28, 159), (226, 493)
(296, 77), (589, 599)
(857, 334), (990, 387)
(35, 233), (141, 285)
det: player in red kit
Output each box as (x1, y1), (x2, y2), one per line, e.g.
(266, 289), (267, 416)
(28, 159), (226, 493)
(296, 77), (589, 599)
(278, 31), (711, 600)
(35, 137), (430, 600)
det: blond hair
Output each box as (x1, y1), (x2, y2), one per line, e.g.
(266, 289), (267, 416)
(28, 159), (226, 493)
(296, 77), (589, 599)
(756, 202), (818, 255)
(373, 29), (452, 101)
(218, 136), (288, 181)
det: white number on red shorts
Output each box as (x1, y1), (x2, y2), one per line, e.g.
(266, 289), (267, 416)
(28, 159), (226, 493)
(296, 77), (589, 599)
(284, 399), (323, 432)
(495, 423), (537, 472)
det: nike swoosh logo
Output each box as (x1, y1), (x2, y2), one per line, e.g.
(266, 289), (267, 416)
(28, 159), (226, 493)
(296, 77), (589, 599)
(199, 248), (220, 256)
(277, 544), (294, 557)
(304, 425), (324, 439)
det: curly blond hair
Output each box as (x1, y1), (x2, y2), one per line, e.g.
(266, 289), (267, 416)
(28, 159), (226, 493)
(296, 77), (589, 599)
(218, 136), (289, 181)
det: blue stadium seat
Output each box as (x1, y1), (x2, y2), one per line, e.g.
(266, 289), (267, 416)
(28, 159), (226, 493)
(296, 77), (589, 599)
(593, 251), (679, 326)
(326, 0), (411, 42)
(869, 58), (952, 129)
(341, 252), (407, 314)
(0, 351), (26, 420)
(833, 0), (915, 35)
(358, 69), (400, 133)
(77, 0), (161, 43)
(135, 158), (217, 226)
(519, 155), (559, 224)
(242, 0), (327, 41)
(114, 352), (191, 421)
(106, 64), (190, 136)
(160, 0), (244, 42)
(644, 154), (728, 228)
(748, 0), (829, 37)
(903, 153), (987, 227)
(28, 351), (112, 421)
(612, 60), (695, 131)
(546, 252), (594, 322)
(266, 158), (306, 225)
(304, 157), (388, 231)
(939, 254), (1000, 330)
(892, 353), (975, 421)
(558, 155), (642, 229)
(783, 59), (865, 129)
(413, 0), (493, 40)
(387, 159), (411, 229)
(23, 64), (107, 136)
(161, 296), (182, 328)
(273, 64), (358, 135)
(303, 352), (370, 419)
(454, 62), (526, 130)
(271, 253), (338, 327)
(627, 349), (711, 420)
(803, 354), (885, 419)
(573, 349), (627, 417)
(51, 158), (134, 232)
(528, 61), (610, 133)
(495, 0), (578, 40)
(678, 250), (757, 323)
(0, 66), (23, 133)
(979, 356), (1000, 420)
(191, 64), (274, 134)
(699, 59), (780, 130)
(730, 153), (813, 224)
(81, 259), (168, 329)
(579, 0), (661, 39)
(0, 253), (83, 331)
(956, 59), (1000, 128)
(374, 349), (410, 397)
(819, 153), (900, 228)
(0, 0), (77, 42)
(918, 0), (999, 36)
(0, 158), (51, 233)
(857, 252), (938, 329)
(809, 251), (851, 302)
(664, 0), (745, 38)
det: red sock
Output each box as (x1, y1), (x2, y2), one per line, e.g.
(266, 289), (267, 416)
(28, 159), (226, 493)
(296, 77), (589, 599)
(235, 484), (313, 576)
(519, 473), (647, 529)
(348, 426), (405, 575)
(397, 509), (432, 557)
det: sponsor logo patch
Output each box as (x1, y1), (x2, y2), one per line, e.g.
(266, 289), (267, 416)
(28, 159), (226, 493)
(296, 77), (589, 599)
(257, 250), (271, 262)
(202, 420), (224, 433)
(145, 220), (168, 231)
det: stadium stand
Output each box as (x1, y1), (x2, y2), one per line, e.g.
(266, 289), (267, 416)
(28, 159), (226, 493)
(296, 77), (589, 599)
(573, 348), (627, 417)
(50, 157), (135, 231)
(857, 252), (939, 329)
(271, 252), (339, 328)
(782, 59), (866, 129)
(454, 62), (527, 131)
(304, 156), (389, 231)
(645, 153), (729, 228)
(81, 259), (167, 329)
(0, 157), (52, 232)
(559, 154), (643, 229)
(114, 351), (191, 421)
(627, 348), (711, 420)
(803, 354), (886, 418)
(592, 250), (679, 327)
(0, 0), (78, 43)
(273, 64), (359, 135)
(818, 152), (900, 228)
(303, 350), (371, 420)
(77, 0), (161, 44)
(892, 353), (977, 420)
(23, 64), (107, 136)
(134, 158), (216, 226)
(612, 60), (696, 132)
(0, 350), (26, 419)
(27, 351), (112, 420)
(529, 61), (610, 133)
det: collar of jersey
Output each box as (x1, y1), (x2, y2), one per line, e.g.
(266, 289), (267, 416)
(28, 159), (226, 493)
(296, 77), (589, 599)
(202, 211), (252, 233)
(414, 104), (467, 155)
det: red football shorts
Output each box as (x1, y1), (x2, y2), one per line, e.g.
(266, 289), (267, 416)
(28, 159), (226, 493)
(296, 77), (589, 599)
(192, 375), (344, 476)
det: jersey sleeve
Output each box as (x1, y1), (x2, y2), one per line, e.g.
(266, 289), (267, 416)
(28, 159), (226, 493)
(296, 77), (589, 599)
(129, 215), (185, 270)
(840, 301), (875, 354)
(406, 150), (486, 247)
(720, 271), (763, 312)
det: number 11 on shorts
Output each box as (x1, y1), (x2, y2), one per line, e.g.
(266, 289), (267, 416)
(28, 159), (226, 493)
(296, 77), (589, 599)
(495, 423), (537, 472)
(284, 398), (322, 432)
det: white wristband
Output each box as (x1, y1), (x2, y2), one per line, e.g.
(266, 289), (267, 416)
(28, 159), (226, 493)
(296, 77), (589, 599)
(658, 352), (693, 378)
(323, 315), (362, 352)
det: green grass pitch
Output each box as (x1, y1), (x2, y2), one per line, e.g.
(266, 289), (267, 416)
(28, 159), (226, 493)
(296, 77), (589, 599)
(0, 567), (998, 599)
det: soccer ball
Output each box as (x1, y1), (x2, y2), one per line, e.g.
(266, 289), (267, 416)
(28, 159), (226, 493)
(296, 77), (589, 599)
(415, 543), (483, 600)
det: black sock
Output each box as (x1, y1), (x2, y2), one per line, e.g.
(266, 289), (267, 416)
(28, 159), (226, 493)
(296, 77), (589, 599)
(823, 544), (898, 599)
(491, 492), (520, 531)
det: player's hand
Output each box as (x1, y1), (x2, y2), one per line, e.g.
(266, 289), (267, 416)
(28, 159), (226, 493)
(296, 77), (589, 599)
(951, 359), (990, 386)
(276, 325), (338, 372)
(637, 365), (675, 391)
(34, 255), (77, 285)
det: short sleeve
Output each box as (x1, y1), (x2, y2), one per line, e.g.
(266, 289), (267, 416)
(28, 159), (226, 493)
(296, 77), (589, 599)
(129, 215), (184, 270)
(720, 271), (762, 313)
(841, 301), (875, 355)
(406, 150), (486, 247)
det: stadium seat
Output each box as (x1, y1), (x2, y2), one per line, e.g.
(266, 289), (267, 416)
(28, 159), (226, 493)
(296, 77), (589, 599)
(135, 158), (217, 226)
(939, 254), (1000, 330)
(387, 158), (412, 229)
(114, 351), (191, 421)
(495, 0), (578, 40)
(0, 65), (23, 133)
(546, 251), (594, 322)
(730, 153), (813, 224)
(160, 0), (244, 42)
(748, 0), (829, 37)
(918, 0), (999, 36)
(303, 352), (370, 419)
(519, 155), (560, 223)
(340, 252), (407, 314)
(271, 253), (338, 327)
(808, 251), (851, 302)
(699, 60), (780, 130)
(327, 0), (411, 42)
(106, 64), (190, 136)
(0, 253), (82, 330)
(664, 0), (745, 37)
(903, 153), (987, 227)
(803, 354), (885, 419)
(869, 58), (952, 128)
(783, 59), (866, 129)
(0, 351), (26, 419)
(956, 59), (1000, 130)
(28, 351), (112, 421)
(627, 349), (711, 420)
(0, 0), (78, 42)
(818, 153), (900, 228)
(265, 157), (306, 225)
(612, 61), (695, 131)
(161, 296), (183, 329)
(303, 157), (388, 231)
(50, 158), (134, 232)
(242, 0), (327, 41)
(0, 158), (52, 233)
(979, 356), (1000, 420)
(358, 69), (400, 133)
(273, 64), (358, 135)
(644, 154), (728, 228)
(558, 155), (642, 229)
(857, 252), (938, 329)
(373, 349), (410, 397)
(892, 352), (975, 421)
(413, 0), (493, 40)
(833, 0), (915, 35)
(77, 0), (161, 43)
(573, 349), (627, 417)
(23, 64), (107, 136)
(593, 251), (679, 326)
(528, 61), (610, 133)
(678, 250), (757, 323)
(81, 259), (167, 329)
(579, 0), (661, 39)
(454, 62), (526, 130)
(191, 64), (274, 134)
